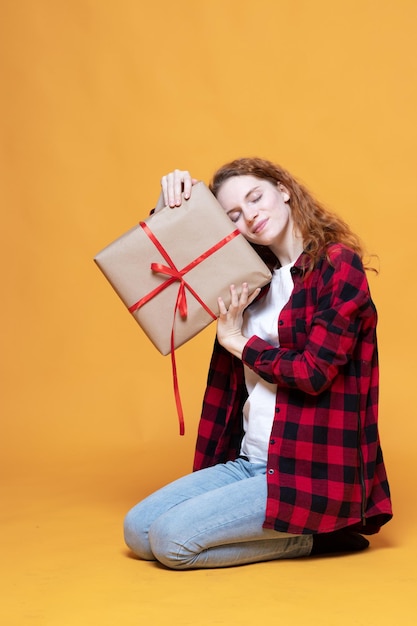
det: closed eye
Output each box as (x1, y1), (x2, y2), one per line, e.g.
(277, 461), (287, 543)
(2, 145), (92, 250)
(226, 191), (262, 222)
(227, 210), (242, 223)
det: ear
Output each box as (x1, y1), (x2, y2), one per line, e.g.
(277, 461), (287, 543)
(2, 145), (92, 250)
(277, 182), (290, 203)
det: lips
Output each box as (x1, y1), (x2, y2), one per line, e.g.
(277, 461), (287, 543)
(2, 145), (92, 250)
(252, 218), (268, 234)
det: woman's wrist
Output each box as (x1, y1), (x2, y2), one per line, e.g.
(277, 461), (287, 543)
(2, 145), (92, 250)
(218, 334), (249, 360)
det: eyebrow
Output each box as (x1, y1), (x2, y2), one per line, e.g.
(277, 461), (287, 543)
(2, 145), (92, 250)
(245, 186), (261, 200)
(226, 186), (261, 213)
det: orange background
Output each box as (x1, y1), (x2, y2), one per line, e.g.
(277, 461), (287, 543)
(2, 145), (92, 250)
(1, 1), (416, 624)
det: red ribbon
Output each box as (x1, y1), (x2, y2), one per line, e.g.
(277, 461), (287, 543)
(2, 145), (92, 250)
(129, 221), (240, 435)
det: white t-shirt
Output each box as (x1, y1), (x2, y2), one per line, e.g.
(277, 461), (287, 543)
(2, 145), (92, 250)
(240, 262), (295, 463)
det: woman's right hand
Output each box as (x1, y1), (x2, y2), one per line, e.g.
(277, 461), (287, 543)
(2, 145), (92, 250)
(160, 169), (199, 208)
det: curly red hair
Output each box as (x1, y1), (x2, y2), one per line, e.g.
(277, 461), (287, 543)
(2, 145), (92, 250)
(210, 157), (371, 274)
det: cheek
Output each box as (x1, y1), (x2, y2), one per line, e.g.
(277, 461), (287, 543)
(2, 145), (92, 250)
(272, 207), (290, 227)
(234, 221), (251, 238)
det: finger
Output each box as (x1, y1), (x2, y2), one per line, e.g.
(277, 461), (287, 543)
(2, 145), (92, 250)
(173, 169), (185, 206)
(165, 172), (177, 207)
(229, 284), (239, 308)
(217, 296), (227, 316)
(239, 282), (249, 305)
(174, 169), (193, 206)
(183, 174), (195, 200)
(246, 287), (261, 307)
(165, 170), (187, 207)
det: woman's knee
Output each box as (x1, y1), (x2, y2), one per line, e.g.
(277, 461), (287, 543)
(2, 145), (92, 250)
(123, 506), (155, 561)
(148, 514), (197, 570)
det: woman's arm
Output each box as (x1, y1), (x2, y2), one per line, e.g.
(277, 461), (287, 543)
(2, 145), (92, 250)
(241, 246), (376, 395)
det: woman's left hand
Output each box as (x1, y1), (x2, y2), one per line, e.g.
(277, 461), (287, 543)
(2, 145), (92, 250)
(216, 283), (260, 359)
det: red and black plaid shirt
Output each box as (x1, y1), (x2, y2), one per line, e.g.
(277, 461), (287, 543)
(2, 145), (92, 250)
(193, 244), (392, 535)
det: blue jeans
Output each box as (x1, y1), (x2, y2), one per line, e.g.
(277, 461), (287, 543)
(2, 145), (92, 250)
(123, 458), (313, 569)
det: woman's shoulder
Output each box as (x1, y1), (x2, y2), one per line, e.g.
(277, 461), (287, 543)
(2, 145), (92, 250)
(325, 243), (364, 270)
(295, 244), (364, 279)
(301, 244), (367, 289)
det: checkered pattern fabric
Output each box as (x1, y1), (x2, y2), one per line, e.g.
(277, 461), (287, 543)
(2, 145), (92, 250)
(193, 245), (392, 535)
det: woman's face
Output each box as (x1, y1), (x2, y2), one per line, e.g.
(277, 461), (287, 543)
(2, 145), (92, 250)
(216, 175), (294, 254)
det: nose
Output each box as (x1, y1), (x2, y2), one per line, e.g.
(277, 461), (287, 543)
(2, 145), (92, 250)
(243, 205), (258, 224)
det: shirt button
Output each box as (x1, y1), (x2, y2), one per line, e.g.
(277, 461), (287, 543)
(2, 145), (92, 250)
(268, 469), (275, 475)
(278, 320), (284, 326)
(270, 439), (276, 445)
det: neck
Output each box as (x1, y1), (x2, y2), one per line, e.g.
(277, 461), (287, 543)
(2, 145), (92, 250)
(270, 231), (304, 267)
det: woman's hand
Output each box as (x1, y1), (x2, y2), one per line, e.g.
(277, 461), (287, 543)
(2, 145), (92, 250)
(217, 283), (261, 359)
(161, 169), (199, 208)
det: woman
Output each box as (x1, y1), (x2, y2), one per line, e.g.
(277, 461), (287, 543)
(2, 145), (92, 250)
(124, 158), (392, 569)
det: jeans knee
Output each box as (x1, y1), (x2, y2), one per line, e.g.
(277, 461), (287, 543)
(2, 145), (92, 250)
(148, 517), (196, 570)
(123, 508), (154, 561)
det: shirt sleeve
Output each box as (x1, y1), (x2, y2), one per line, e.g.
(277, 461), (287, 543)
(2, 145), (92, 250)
(241, 246), (376, 395)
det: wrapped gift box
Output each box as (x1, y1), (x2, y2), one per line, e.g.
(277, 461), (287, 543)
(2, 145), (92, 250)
(94, 182), (272, 356)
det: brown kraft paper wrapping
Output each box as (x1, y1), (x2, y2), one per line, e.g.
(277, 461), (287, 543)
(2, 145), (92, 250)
(94, 182), (272, 356)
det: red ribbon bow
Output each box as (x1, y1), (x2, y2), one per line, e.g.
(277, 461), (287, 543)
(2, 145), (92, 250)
(129, 221), (240, 435)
